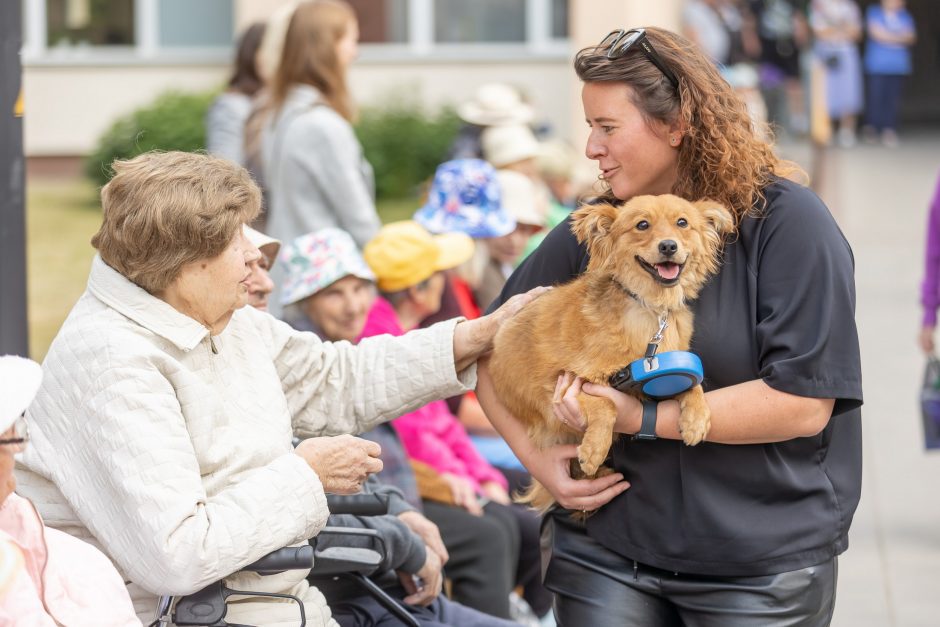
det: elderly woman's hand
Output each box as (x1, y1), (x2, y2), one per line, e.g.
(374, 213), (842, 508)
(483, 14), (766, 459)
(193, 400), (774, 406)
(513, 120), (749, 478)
(294, 435), (383, 494)
(452, 286), (551, 372)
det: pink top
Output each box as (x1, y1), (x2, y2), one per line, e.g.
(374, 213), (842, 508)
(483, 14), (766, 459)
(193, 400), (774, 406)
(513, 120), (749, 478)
(0, 493), (140, 626)
(359, 298), (507, 493)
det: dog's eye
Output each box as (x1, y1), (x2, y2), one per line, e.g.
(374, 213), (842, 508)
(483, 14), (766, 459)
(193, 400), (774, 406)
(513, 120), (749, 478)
(677, 218), (688, 228)
(636, 220), (650, 231)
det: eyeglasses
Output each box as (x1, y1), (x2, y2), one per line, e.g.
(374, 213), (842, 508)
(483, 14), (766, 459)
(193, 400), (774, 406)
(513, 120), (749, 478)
(0, 414), (29, 452)
(599, 28), (680, 91)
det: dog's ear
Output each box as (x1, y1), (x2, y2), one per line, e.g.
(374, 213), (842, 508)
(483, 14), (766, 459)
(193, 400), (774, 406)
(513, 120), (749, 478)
(570, 203), (620, 264)
(693, 199), (735, 236)
(693, 199), (734, 275)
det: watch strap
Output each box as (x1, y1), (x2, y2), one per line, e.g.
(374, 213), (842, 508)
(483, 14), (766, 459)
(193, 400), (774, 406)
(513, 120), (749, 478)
(633, 398), (658, 440)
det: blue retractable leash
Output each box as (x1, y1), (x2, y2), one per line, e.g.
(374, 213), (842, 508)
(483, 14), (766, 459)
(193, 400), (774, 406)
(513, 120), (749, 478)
(608, 315), (704, 400)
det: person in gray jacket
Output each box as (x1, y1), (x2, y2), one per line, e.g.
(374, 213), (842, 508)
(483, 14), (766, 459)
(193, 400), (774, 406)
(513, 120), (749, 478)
(206, 22), (267, 167)
(259, 1), (381, 317)
(320, 477), (516, 627)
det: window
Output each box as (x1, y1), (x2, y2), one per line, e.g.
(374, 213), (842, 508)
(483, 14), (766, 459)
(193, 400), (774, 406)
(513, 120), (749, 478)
(46, 0), (134, 48)
(551, 0), (568, 39)
(158, 0), (232, 48)
(348, 0), (408, 44)
(434, 0), (526, 43)
(23, 0), (234, 62)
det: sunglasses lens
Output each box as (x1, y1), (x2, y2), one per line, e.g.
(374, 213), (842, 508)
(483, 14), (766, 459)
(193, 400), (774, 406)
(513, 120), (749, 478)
(599, 31), (621, 48)
(622, 30), (642, 47)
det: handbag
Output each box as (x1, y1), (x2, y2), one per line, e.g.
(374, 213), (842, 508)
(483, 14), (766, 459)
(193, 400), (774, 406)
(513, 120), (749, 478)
(919, 356), (940, 449)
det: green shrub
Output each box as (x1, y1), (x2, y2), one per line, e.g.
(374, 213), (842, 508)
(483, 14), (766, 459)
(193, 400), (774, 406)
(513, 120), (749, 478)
(85, 89), (460, 201)
(85, 90), (216, 186)
(356, 102), (460, 200)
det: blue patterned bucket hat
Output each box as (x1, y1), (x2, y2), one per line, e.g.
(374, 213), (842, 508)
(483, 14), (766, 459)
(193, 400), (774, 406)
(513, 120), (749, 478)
(413, 159), (515, 238)
(279, 228), (376, 306)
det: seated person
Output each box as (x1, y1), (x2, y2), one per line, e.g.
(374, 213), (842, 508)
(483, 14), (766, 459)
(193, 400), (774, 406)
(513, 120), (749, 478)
(277, 228), (525, 620)
(364, 221), (553, 622)
(243, 225), (280, 311)
(0, 355), (140, 626)
(319, 476), (516, 627)
(14, 151), (534, 626)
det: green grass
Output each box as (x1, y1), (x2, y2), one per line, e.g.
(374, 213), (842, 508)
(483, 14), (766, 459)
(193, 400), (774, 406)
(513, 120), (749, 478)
(25, 176), (420, 360)
(26, 178), (101, 360)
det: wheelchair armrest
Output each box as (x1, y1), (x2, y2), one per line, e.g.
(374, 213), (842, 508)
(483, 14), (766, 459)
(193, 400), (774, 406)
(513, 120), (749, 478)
(244, 544), (315, 575)
(312, 527), (387, 576)
(311, 546), (383, 576)
(326, 493), (389, 516)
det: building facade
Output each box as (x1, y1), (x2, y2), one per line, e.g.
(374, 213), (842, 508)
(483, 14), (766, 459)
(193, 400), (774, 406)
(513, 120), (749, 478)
(21, 0), (682, 158)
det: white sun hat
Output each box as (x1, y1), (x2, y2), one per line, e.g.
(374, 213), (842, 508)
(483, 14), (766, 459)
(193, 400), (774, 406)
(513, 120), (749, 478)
(0, 355), (42, 433)
(457, 83), (534, 127)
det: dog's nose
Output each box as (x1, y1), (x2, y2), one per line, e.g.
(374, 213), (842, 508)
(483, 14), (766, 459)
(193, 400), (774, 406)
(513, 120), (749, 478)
(658, 240), (678, 257)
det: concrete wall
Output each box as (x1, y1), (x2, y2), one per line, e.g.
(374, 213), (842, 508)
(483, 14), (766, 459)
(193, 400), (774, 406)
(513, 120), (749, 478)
(23, 64), (228, 156)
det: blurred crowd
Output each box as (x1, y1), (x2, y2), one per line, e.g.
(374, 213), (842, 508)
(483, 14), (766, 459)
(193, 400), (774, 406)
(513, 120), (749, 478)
(681, 0), (916, 147)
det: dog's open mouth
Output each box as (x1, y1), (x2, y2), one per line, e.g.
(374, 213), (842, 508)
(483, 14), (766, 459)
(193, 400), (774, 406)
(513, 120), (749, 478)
(636, 256), (685, 285)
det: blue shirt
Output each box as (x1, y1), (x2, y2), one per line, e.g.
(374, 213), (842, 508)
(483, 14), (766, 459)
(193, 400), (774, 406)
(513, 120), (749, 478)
(864, 6), (914, 75)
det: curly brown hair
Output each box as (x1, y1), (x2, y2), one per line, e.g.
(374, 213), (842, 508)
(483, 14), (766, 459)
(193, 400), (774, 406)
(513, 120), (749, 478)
(575, 27), (803, 226)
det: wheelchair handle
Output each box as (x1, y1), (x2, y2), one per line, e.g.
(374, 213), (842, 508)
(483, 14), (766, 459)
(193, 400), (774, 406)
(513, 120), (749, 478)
(326, 493), (389, 516)
(245, 544), (315, 575)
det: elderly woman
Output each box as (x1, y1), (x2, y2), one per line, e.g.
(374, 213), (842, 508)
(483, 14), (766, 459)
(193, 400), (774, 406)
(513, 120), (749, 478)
(0, 356), (140, 625)
(15, 151), (534, 626)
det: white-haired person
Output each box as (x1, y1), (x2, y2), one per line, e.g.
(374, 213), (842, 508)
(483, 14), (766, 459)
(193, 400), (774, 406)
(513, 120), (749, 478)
(1, 355), (140, 626)
(14, 150), (539, 626)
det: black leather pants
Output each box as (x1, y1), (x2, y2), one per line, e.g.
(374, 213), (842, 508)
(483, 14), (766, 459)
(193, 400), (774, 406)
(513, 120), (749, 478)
(542, 511), (838, 627)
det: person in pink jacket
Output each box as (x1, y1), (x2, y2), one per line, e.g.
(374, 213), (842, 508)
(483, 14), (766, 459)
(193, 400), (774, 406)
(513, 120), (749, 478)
(362, 221), (553, 622)
(0, 355), (140, 626)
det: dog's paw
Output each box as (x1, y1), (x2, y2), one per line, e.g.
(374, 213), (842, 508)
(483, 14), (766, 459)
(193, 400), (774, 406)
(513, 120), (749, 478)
(679, 414), (710, 446)
(577, 443), (602, 476)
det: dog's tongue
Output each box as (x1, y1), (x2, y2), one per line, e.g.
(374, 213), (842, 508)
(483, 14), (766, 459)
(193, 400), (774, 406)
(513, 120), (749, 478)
(656, 262), (680, 280)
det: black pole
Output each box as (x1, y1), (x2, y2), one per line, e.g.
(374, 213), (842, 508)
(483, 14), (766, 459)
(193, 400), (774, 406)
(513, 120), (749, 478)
(0, 0), (29, 357)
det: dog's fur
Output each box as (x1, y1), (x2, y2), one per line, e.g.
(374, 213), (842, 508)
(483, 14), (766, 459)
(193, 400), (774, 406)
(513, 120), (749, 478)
(489, 194), (733, 513)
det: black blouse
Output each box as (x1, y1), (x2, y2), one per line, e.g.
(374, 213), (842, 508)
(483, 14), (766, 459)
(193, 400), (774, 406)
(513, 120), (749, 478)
(489, 178), (863, 576)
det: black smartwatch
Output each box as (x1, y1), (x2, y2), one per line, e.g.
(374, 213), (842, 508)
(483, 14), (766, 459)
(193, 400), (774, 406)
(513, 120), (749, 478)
(633, 398), (658, 440)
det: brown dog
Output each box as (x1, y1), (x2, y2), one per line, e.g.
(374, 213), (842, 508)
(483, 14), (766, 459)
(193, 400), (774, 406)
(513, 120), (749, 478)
(489, 194), (733, 513)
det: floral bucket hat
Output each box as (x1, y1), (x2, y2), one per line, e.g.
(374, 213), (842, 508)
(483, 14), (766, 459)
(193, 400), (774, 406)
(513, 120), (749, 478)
(279, 228), (376, 306)
(413, 159), (516, 239)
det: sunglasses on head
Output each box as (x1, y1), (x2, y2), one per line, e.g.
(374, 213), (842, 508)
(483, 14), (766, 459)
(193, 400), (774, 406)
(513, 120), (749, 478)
(599, 28), (680, 91)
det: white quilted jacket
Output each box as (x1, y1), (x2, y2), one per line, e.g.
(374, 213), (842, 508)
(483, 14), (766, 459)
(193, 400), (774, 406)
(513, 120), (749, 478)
(16, 256), (474, 625)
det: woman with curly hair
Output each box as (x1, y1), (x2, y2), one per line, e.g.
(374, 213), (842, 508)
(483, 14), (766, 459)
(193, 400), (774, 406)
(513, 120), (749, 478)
(477, 27), (862, 625)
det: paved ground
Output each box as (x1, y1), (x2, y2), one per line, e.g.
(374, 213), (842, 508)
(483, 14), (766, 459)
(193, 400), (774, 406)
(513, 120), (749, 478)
(779, 131), (940, 627)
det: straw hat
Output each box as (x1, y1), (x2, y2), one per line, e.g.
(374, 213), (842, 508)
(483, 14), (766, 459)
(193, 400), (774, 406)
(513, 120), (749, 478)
(481, 125), (540, 169)
(457, 83), (534, 127)
(496, 170), (546, 228)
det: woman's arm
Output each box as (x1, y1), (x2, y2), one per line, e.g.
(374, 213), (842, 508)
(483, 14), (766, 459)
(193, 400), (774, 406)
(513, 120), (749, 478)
(556, 378), (834, 444)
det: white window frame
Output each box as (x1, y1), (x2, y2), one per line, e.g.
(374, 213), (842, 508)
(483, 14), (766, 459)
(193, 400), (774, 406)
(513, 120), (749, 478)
(22, 0), (233, 66)
(22, 0), (569, 66)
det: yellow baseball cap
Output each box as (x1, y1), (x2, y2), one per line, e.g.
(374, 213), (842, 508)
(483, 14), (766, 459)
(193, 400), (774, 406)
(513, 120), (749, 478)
(364, 221), (475, 292)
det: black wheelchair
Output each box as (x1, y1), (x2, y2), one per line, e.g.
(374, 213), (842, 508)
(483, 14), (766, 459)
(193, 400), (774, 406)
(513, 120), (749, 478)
(149, 493), (421, 627)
